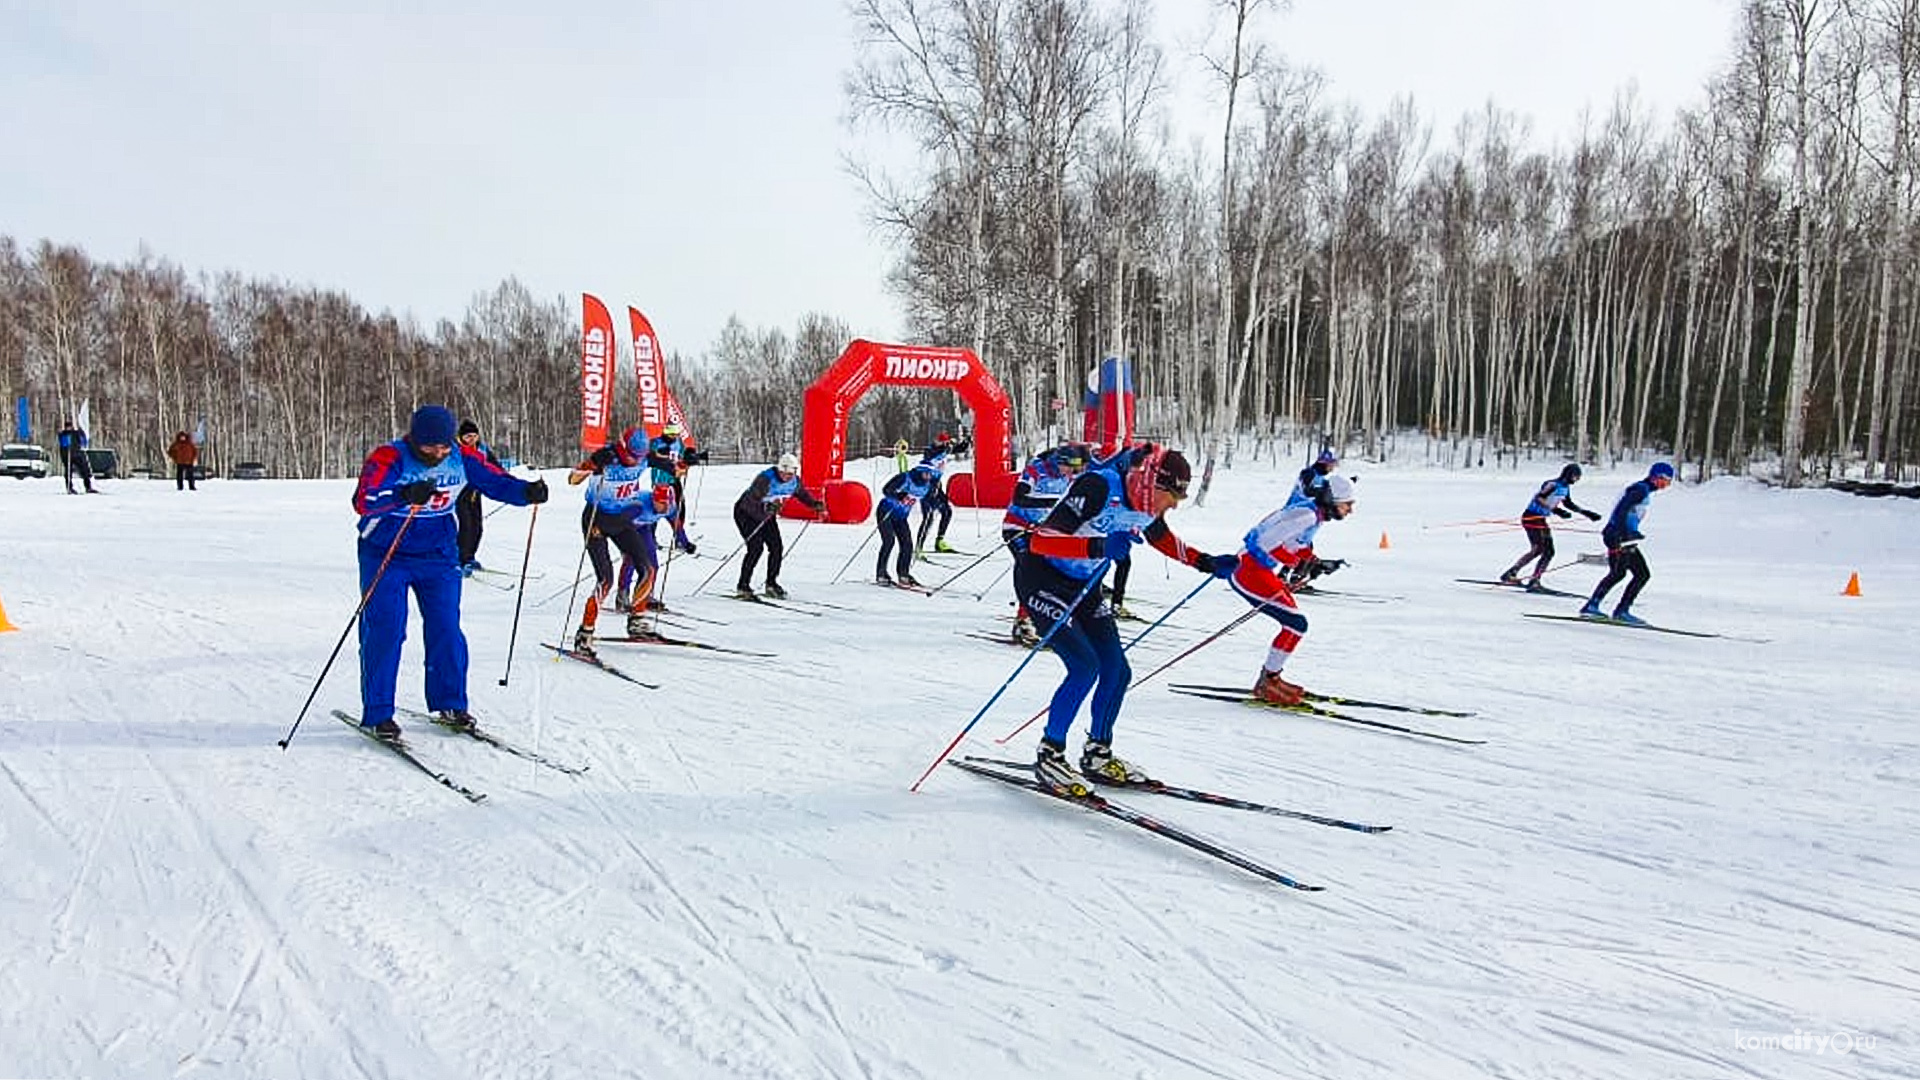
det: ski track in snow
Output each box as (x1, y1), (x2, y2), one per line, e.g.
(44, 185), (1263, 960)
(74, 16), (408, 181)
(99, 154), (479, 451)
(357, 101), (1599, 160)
(1, 462), (1916, 1078)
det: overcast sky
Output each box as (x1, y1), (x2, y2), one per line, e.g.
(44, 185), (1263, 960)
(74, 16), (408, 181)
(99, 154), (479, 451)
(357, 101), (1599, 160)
(2, 0), (1736, 356)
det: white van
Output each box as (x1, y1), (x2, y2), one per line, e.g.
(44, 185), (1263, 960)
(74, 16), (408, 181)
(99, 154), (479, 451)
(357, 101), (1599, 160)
(0, 443), (51, 479)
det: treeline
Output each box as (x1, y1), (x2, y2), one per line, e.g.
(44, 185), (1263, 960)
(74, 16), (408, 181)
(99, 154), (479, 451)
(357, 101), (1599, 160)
(850, 0), (1920, 486)
(0, 240), (943, 476)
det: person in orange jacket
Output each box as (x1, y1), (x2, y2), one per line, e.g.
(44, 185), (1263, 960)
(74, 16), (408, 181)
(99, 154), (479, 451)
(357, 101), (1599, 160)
(167, 431), (199, 491)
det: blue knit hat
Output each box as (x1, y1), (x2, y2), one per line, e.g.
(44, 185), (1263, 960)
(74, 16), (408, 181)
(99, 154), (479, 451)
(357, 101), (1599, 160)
(408, 405), (457, 446)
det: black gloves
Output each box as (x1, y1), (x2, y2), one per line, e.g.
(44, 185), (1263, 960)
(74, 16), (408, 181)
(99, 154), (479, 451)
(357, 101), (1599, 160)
(1203, 553), (1240, 578)
(524, 479), (550, 504)
(1583, 508), (1602, 521)
(398, 479), (437, 506)
(589, 446), (617, 468)
(1308, 557), (1345, 579)
(1554, 507), (1573, 519)
(685, 448), (710, 465)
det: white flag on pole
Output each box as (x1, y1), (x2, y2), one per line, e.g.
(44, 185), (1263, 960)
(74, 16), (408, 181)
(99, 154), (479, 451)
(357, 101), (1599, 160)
(76, 400), (91, 439)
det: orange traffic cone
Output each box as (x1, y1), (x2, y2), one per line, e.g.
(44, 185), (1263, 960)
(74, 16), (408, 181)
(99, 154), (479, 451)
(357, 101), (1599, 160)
(1378, 531), (1392, 550)
(1842, 572), (1861, 597)
(0, 591), (16, 633)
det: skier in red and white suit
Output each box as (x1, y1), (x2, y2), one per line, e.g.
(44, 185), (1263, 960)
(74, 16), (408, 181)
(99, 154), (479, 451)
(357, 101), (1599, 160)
(1229, 473), (1356, 705)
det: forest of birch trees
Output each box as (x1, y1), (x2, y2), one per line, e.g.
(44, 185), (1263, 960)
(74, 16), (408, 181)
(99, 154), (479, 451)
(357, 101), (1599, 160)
(2, 0), (1915, 487)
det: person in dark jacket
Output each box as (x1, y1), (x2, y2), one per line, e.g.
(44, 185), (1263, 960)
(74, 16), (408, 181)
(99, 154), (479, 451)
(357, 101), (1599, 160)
(732, 453), (826, 599)
(876, 464), (939, 587)
(453, 420), (502, 573)
(56, 420), (95, 494)
(1579, 461), (1675, 625)
(350, 405), (548, 740)
(167, 431), (199, 491)
(1499, 463), (1600, 590)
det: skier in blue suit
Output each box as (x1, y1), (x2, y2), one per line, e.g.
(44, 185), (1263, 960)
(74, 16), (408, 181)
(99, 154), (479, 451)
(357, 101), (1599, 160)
(1580, 461), (1675, 625)
(352, 405), (548, 739)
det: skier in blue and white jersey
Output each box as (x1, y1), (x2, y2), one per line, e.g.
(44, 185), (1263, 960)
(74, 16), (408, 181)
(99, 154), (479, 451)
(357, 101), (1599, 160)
(875, 463), (940, 587)
(998, 444), (1092, 642)
(914, 433), (960, 555)
(1285, 448), (1340, 511)
(564, 436), (663, 653)
(1579, 461), (1675, 625)
(1499, 463), (1601, 590)
(1019, 445), (1238, 792)
(645, 422), (708, 554)
(731, 453), (827, 599)
(351, 404), (548, 740)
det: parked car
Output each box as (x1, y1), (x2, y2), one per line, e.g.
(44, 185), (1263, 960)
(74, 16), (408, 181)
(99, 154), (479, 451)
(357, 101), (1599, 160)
(231, 461), (270, 480)
(1, 443), (51, 479)
(81, 447), (119, 479)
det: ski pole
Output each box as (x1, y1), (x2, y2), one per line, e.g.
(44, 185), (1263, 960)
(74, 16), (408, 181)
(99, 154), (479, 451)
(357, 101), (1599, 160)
(908, 562), (1110, 792)
(972, 560), (1014, 600)
(925, 542), (1007, 596)
(279, 505), (418, 749)
(497, 502), (540, 687)
(691, 514), (773, 596)
(829, 521), (881, 584)
(556, 502), (601, 653)
(992, 574), (1217, 745)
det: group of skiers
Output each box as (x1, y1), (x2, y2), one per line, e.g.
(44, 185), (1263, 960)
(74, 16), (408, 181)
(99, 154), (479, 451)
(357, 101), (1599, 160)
(346, 402), (1677, 798)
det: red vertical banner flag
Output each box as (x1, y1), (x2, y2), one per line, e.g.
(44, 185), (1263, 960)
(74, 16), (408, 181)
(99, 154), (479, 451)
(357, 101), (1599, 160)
(628, 306), (691, 442)
(580, 294), (617, 453)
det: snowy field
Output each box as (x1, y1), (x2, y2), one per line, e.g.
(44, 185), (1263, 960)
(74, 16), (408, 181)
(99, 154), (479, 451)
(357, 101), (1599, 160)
(1, 450), (1914, 1079)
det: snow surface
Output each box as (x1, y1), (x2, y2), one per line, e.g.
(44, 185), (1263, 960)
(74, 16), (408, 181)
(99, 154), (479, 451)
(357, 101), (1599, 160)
(1, 453), (1914, 1079)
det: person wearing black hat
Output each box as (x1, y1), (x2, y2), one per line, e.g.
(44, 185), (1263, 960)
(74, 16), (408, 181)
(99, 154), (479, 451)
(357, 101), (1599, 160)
(349, 404), (550, 741)
(1499, 462), (1600, 591)
(453, 419), (502, 574)
(1019, 444), (1239, 793)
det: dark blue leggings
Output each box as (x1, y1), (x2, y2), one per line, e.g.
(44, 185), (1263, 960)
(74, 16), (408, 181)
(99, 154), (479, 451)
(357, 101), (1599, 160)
(1017, 559), (1129, 746)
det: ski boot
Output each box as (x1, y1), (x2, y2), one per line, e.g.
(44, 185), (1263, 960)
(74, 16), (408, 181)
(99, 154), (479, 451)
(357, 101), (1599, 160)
(368, 719), (404, 742)
(763, 582), (788, 600)
(571, 626), (597, 657)
(733, 584), (756, 600)
(1611, 608), (1647, 627)
(1253, 668), (1306, 706)
(1080, 740), (1151, 786)
(934, 536), (957, 554)
(1034, 740), (1087, 795)
(437, 709), (478, 733)
(1578, 599), (1605, 618)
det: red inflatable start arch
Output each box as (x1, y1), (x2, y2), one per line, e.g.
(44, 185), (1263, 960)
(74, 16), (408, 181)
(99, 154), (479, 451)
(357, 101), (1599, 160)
(794, 340), (1016, 524)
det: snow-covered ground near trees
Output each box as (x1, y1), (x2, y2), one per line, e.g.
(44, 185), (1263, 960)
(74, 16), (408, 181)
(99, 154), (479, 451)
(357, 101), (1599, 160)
(1, 451), (1913, 1079)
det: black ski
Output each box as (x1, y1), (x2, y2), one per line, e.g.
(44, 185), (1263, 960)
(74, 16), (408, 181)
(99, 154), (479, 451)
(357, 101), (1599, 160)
(333, 711), (488, 803)
(1291, 585), (1400, 603)
(391, 708), (590, 776)
(959, 630), (1043, 649)
(1521, 612), (1767, 642)
(594, 632), (777, 658)
(947, 759), (1322, 890)
(725, 592), (825, 617)
(1165, 687), (1486, 745)
(776, 595), (859, 613)
(538, 643), (661, 687)
(958, 757), (1389, 833)
(1166, 683), (1475, 718)
(1457, 577), (1583, 599)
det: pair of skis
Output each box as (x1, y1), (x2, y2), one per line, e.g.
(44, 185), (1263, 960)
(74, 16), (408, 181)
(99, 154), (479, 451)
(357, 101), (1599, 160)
(1522, 611), (1769, 642)
(1456, 576), (1585, 599)
(334, 707), (589, 803)
(948, 757), (1385, 891)
(1164, 684), (1485, 745)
